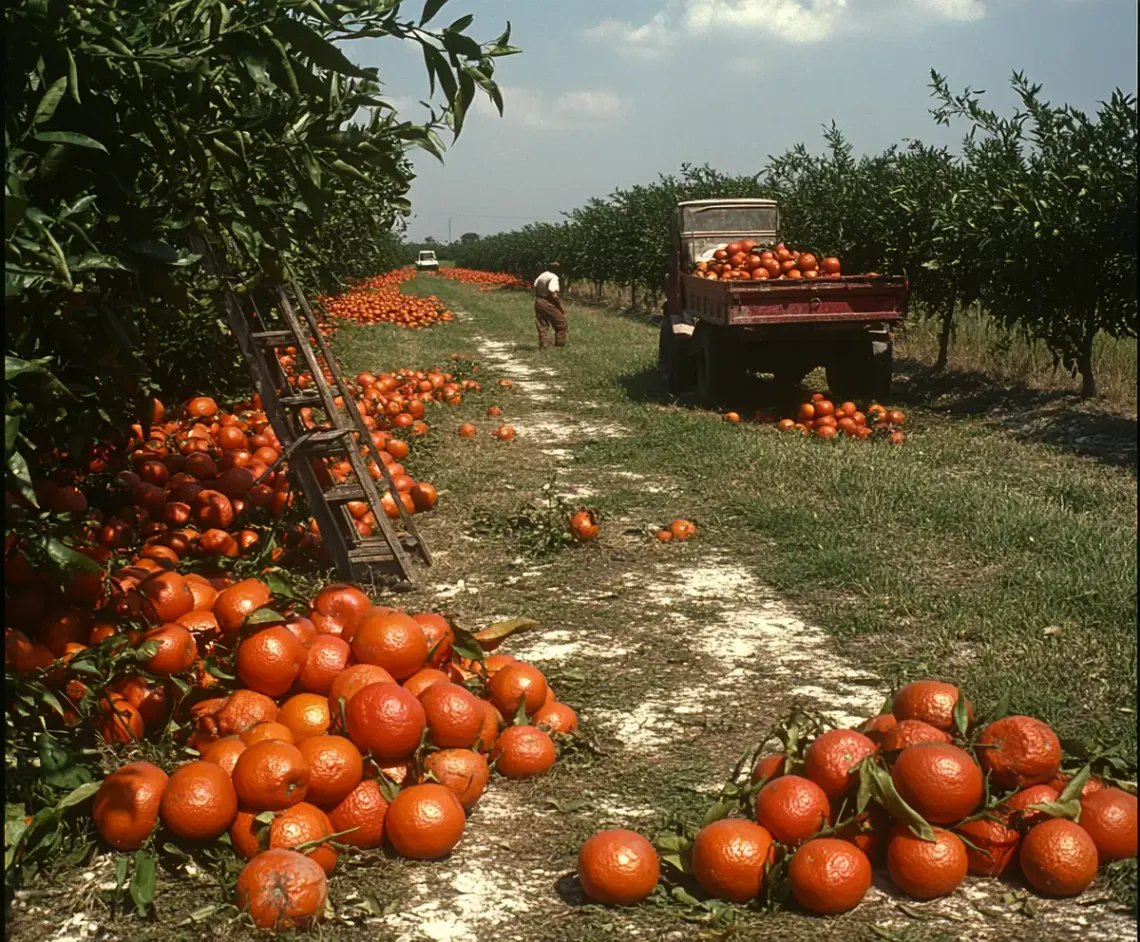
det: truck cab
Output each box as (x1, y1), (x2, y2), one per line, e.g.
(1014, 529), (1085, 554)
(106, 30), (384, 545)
(660, 199), (907, 404)
(415, 250), (439, 272)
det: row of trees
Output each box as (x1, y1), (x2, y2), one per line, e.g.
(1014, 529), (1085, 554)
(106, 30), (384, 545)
(451, 72), (1137, 397)
(6, 0), (518, 498)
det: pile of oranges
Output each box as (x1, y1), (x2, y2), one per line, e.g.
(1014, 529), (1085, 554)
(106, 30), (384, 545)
(575, 680), (1137, 914)
(14, 574), (576, 930)
(317, 269), (454, 328)
(692, 242), (852, 282)
(430, 268), (530, 290)
(745, 393), (908, 444)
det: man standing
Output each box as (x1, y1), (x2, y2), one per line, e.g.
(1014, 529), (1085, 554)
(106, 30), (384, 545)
(533, 261), (567, 349)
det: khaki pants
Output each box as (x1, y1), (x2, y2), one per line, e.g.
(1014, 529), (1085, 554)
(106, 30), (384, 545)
(534, 297), (567, 348)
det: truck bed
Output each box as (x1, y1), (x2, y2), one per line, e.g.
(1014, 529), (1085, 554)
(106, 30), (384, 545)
(682, 273), (908, 327)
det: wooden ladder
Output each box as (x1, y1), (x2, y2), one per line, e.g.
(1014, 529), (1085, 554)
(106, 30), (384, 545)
(192, 230), (433, 589)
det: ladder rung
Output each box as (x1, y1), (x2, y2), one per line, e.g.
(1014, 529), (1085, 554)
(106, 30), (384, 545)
(252, 330), (296, 346)
(348, 542), (398, 563)
(324, 484), (366, 503)
(279, 392), (323, 406)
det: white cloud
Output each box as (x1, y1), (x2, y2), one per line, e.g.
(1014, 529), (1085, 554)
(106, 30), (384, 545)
(582, 13), (676, 59)
(473, 86), (628, 131)
(685, 0), (848, 43)
(917, 0), (987, 20)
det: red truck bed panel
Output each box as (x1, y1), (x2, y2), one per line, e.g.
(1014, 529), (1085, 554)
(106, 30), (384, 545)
(682, 273), (908, 327)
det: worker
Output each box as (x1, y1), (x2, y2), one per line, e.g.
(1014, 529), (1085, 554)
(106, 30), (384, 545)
(533, 261), (567, 349)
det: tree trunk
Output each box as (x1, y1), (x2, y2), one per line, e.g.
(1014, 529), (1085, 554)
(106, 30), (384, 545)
(1078, 314), (1098, 398)
(934, 292), (957, 372)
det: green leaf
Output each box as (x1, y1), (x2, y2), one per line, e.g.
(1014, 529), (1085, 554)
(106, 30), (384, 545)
(272, 18), (373, 79)
(55, 781), (100, 812)
(952, 696), (970, 737)
(1057, 764), (1092, 804)
(38, 536), (102, 572)
(420, 0), (452, 26)
(5, 415), (19, 455)
(33, 132), (107, 153)
(5, 355), (53, 380)
(33, 77), (68, 125)
(246, 607), (284, 626)
(66, 47), (80, 103)
(7, 450), (37, 506)
(701, 800), (734, 826)
(263, 571), (300, 600)
(858, 757), (937, 842)
(134, 640), (161, 661)
(114, 854), (129, 894)
(129, 850), (156, 916)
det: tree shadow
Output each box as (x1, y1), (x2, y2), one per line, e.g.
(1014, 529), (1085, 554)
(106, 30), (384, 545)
(554, 872), (588, 906)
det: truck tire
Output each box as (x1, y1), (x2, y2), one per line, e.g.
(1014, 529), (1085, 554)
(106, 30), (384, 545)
(826, 337), (893, 404)
(658, 317), (695, 396)
(694, 324), (736, 406)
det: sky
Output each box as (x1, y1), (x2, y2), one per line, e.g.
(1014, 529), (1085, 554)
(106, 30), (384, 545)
(350, 0), (1138, 242)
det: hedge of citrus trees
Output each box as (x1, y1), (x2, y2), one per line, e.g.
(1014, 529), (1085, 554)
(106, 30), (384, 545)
(451, 71), (1137, 399)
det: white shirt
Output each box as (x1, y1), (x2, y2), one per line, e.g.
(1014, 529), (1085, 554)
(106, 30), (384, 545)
(534, 271), (560, 299)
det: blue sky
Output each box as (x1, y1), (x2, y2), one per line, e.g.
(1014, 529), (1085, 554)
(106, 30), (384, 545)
(351, 0), (1138, 242)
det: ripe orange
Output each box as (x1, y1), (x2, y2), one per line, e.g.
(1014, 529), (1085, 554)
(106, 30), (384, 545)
(96, 694), (144, 744)
(310, 584), (372, 637)
(751, 753), (786, 784)
(93, 762), (168, 851)
(668, 519), (697, 541)
(491, 725), (556, 779)
(159, 761), (238, 841)
(236, 627), (306, 698)
(403, 667), (451, 698)
(891, 743), (983, 824)
(957, 813), (1020, 876)
(201, 737), (247, 776)
(412, 612), (454, 668)
(423, 749), (489, 811)
(858, 713), (897, 747)
(298, 635), (352, 695)
(232, 740), (311, 811)
(1004, 784), (1061, 829)
(344, 682), (426, 761)
(215, 689), (278, 737)
(139, 571), (195, 623)
(803, 729), (877, 800)
(326, 779), (388, 849)
(139, 623), (197, 675)
(754, 776), (830, 846)
(975, 715), (1062, 788)
(269, 802), (338, 874)
(476, 700), (501, 755)
(891, 680), (970, 732)
(577, 829), (660, 906)
(351, 611), (427, 680)
(278, 693), (331, 742)
(488, 662), (548, 718)
(385, 783), (466, 860)
(213, 579), (272, 634)
(327, 663), (396, 716)
(690, 818), (775, 902)
(788, 838), (872, 914)
(242, 721), (296, 746)
(420, 682), (485, 749)
(296, 735), (363, 809)
(1077, 787), (1137, 862)
(235, 849), (327, 930)
(880, 719), (952, 752)
(532, 701), (579, 735)
(886, 824), (968, 900)
(1019, 818), (1099, 896)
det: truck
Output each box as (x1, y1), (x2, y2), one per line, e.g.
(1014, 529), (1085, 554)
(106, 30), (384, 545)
(659, 199), (909, 404)
(415, 249), (439, 272)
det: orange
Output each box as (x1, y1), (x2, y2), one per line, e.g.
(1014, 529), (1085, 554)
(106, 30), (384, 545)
(138, 623), (197, 676)
(1078, 787), (1137, 862)
(476, 700), (501, 755)
(488, 662), (548, 718)
(385, 783), (466, 860)
(278, 693), (331, 742)
(93, 762), (168, 851)
(297, 735), (363, 809)
(690, 818), (775, 902)
(215, 690), (278, 737)
(201, 737), (247, 776)
(184, 573), (218, 612)
(975, 715), (1062, 788)
(139, 571), (195, 624)
(350, 611), (428, 680)
(836, 807), (891, 861)
(327, 663), (396, 714)
(232, 740), (311, 811)
(283, 615), (317, 649)
(880, 719), (951, 752)
(96, 694), (144, 744)
(788, 838), (872, 914)
(1004, 784), (1060, 829)
(159, 761), (238, 841)
(491, 725), (556, 779)
(858, 713), (898, 747)
(235, 849), (327, 930)
(423, 749), (489, 811)
(420, 682), (484, 749)
(310, 584), (372, 637)
(891, 680), (971, 732)
(242, 721), (296, 746)
(344, 682), (426, 761)
(413, 612), (454, 668)
(532, 701), (578, 735)
(403, 667), (450, 698)
(802, 729), (877, 800)
(891, 743), (983, 824)
(298, 635), (353, 695)
(751, 754), (786, 784)
(753, 776), (830, 847)
(577, 829), (659, 906)
(886, 824), (968, 900)
(326, 779), (389, 849)
(213, 578), (272, 634)
(269, 802), (338, 874)
(1019, 818), (1099, 896)
(176, 609), (220, 640)
(236, 626), (306, 698)
(957, 813), (1020, 876)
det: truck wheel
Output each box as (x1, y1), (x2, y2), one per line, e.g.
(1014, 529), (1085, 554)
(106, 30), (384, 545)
(826, 338), (893, 404)
(694, 324), (735, 406)
(658, 317), (695, 396)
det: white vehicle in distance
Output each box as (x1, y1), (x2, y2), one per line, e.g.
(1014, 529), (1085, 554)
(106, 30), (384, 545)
(415, 249), (439, 272)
